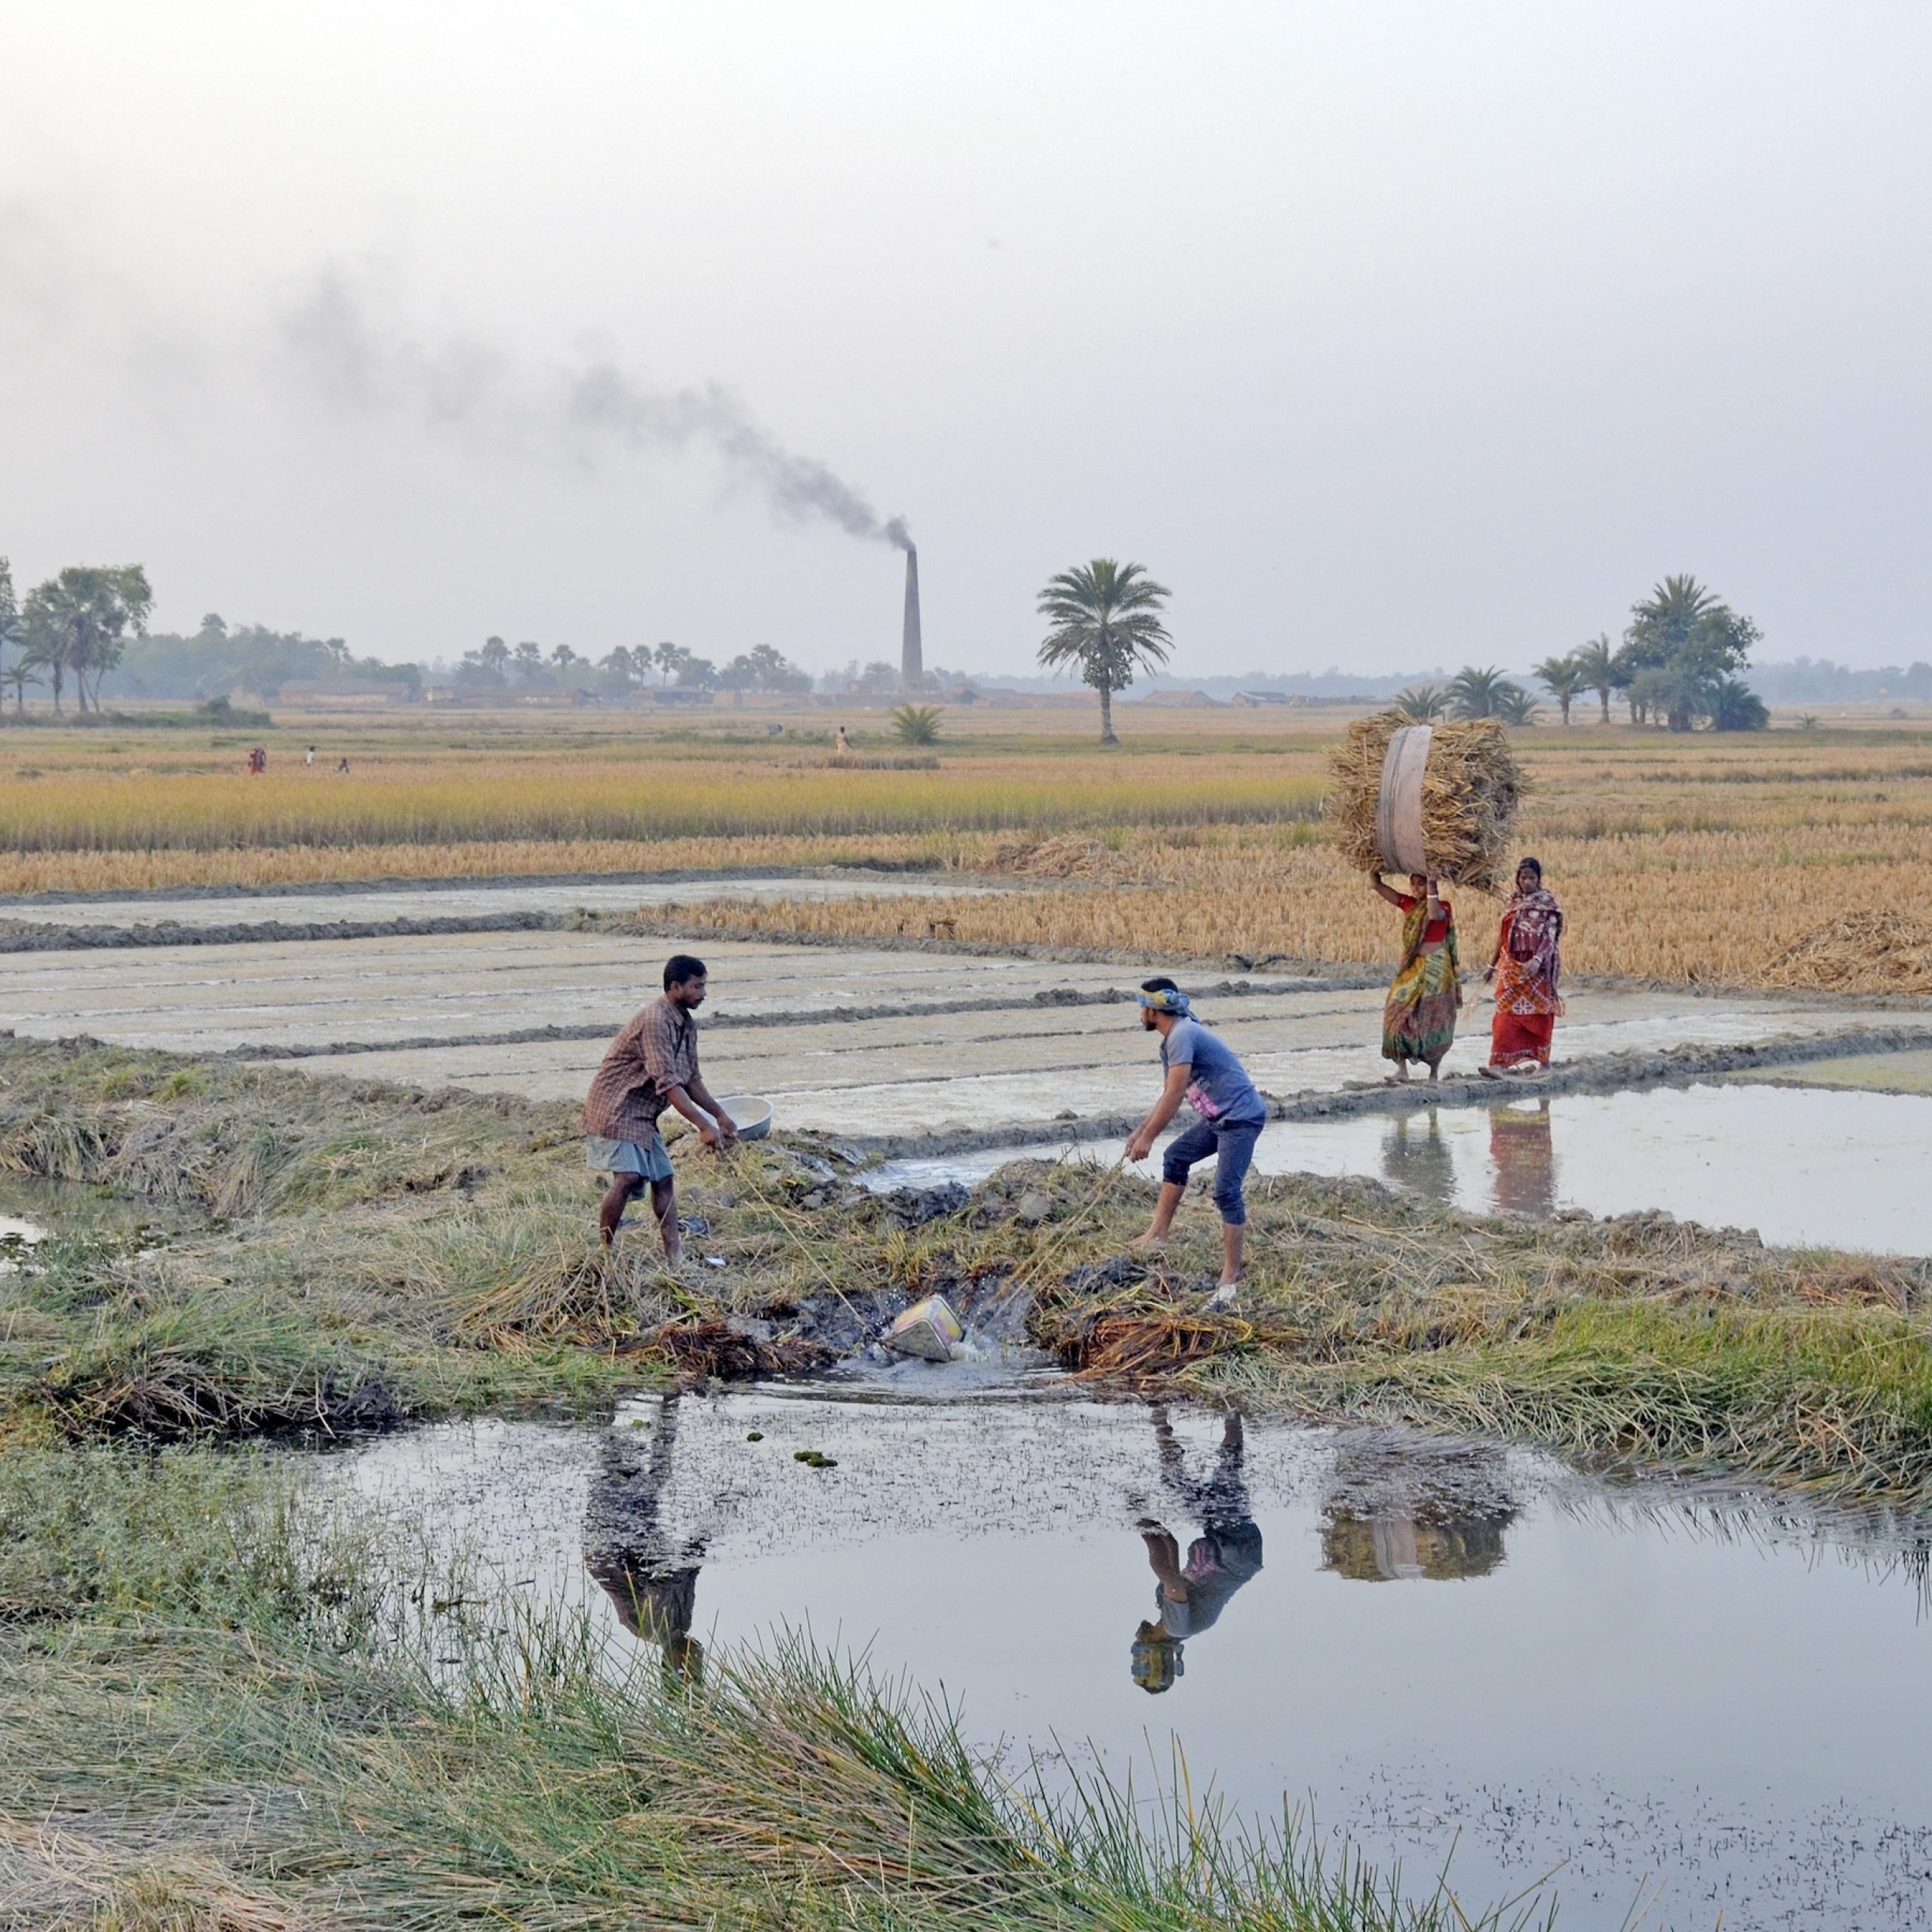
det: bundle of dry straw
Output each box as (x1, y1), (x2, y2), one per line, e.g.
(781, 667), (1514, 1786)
(1764, 911), (1932, 995)
(1326, 712), (1524, 893)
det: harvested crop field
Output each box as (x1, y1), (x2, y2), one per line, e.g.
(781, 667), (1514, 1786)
(8, 709), (1932, 992)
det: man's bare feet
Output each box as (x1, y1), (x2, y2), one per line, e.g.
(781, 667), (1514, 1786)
(1128, 1229), (1168, 1254)
(1205, 1280), (1241, 1311)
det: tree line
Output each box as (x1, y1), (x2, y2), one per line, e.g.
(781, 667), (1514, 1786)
(454, 637), (817, 697)
(0, 558), (153, 715)
(1026, 565), (1770, 743)
(1389, 576), (1767, 731)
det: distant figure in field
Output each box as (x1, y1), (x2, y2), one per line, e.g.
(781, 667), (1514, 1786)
(335, 756), (350, 774)
(1482, 857), (1564, 1077)
(1370, 872), (1460, 1084)
(835, 725), (850, 755)
(584, 953), (737, 1254)
(305, 745), (316, 767)
(246, 746), (266, 775)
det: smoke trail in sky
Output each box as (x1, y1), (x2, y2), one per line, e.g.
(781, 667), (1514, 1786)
(281, 272), (912, 549)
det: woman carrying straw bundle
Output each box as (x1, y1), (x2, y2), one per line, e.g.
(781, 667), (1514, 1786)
(1370, 872), (1460, 1083)
(1481, 857), (1564, 1077)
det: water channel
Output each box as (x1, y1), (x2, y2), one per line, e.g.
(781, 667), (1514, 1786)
(337, 1388), (1932, 1930)
(864, 1081), (1932, 1257)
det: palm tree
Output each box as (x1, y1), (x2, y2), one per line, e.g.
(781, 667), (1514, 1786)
(1035, 558), (1172, 745)
(1392, 684), (1447, 721)
(1532, 654), (1583, 725)
(889, 703), (944, 746)
(1, 657), (41, 715)
(1707, 675), (1768, 732)
(1574, 634), (1617, 724)
(1494, 683), (1540, 726)
(1444, 666), (1507, 719)
(1631, 574), (1719, 641)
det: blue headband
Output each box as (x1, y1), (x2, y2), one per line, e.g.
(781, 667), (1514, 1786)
(1137, 988), (1191, 1017)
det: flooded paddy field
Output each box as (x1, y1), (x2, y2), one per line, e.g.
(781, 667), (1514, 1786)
(335, 1387), (1932, 1931)
(0, 924), (1911, 1143)
(867, 1081), (1932, 1257)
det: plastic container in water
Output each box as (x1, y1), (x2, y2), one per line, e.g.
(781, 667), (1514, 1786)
(884, 1293), (965, 1362)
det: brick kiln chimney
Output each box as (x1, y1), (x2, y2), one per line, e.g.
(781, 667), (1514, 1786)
(900, 544), (923, 692)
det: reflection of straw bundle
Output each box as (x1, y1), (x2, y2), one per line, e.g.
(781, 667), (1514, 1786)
(1326, 712), (1524, 893)
(1764, 911), (1932, 995)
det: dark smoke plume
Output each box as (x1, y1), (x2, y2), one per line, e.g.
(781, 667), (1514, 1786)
(281, 272), (912, 549)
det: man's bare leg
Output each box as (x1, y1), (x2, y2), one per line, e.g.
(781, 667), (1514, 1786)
(1129, 1180), (1186, 1253)
(650, 1177), (681, 1263)
(599, 1173), (645, 1246)
(1217, 1220), (1245, 1291)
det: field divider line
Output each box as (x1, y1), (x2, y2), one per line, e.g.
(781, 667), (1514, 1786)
(831, 1023), (1932, 1162)
(199, 980), (1358, 1060)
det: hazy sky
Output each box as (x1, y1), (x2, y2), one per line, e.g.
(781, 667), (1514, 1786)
(3, 2), (1927, 675)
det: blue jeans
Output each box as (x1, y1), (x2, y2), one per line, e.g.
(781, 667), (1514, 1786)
(1161, 1118), (1263, 1226)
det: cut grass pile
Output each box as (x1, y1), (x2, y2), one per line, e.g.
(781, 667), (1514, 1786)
(1764, 909), (1932, 996)
(7, 1034), (1932, 1505)
(0, 1447), (1536, 1931)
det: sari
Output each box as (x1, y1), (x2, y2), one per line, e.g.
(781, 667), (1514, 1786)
(1490, 885), (1564, 1068)
(1382, 894), (1461, 1068)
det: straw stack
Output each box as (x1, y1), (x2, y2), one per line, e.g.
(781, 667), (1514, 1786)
(1764, 911), (1932, 995)
(1326, 712), (1524, 893)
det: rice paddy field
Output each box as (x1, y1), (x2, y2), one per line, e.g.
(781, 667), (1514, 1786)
(8, 702), (1932, 1927)
(3, 703), (1931, 992)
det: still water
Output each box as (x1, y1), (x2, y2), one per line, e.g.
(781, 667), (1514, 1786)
(866, 1082), (1932, 1256)
(340, 1391), (1932, 1930)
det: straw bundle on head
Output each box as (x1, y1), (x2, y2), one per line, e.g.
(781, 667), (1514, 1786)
(1326, 712), (1525, 893)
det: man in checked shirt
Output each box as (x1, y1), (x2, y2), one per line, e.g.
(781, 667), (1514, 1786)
(585, 954), (737, 1254)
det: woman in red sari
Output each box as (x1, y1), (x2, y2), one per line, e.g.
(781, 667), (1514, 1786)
(1481, 857), (1564, 1077)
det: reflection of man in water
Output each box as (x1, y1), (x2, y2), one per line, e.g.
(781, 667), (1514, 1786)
(1488, 1097), (1555, 1219)
(583, 1394), (706, 1684)
(1132, 1404), (1264, 1693)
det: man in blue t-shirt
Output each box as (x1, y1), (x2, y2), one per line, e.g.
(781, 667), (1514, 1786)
(1124, 977), (1267, 1305)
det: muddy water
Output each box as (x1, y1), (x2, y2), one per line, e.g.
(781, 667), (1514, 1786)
(866, 1082), (1932, 1256)
(338, 1392), (1932, 1930)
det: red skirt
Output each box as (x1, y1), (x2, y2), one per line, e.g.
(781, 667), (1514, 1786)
(1491, 1009), (1555, 1067)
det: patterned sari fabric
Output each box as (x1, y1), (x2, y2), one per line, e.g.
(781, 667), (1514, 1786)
(1490, 886), (1564, 1067)
(1382, 895), (1462, 1068)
